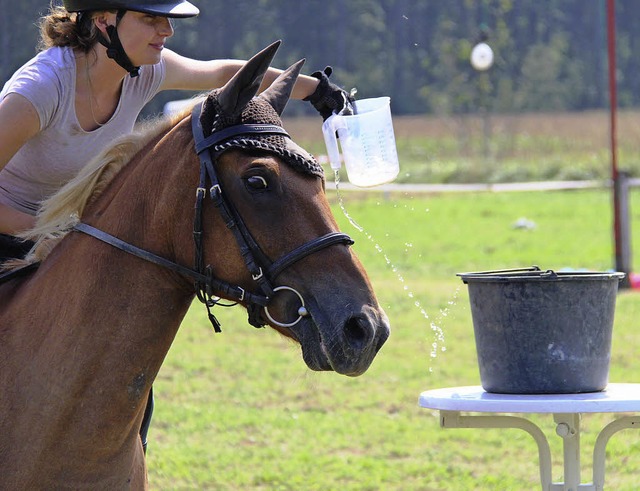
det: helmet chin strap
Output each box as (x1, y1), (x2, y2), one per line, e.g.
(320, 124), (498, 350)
(97, 9), (141, 78)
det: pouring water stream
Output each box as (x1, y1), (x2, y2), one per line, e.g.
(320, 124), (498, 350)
(333, 171), (453, 369)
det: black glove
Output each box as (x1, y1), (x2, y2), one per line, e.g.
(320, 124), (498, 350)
(304, 66), (354, 120)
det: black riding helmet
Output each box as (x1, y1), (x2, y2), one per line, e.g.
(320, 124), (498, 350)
(63, 0), (200, 17)
(63, 0), (199, 77)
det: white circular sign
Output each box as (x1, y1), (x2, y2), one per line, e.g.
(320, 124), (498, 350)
(470, 42), (494, 71)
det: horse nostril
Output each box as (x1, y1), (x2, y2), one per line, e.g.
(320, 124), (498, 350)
(344, 315), (373, 351)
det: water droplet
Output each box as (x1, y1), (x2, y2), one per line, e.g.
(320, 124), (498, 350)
(333, 181), (458, 373)
(334, 171), (364, 232)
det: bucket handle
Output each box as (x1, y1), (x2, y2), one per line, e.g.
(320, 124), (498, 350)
(456, 266), (541, 277)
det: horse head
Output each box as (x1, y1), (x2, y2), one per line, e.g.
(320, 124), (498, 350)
(193, 41), (389, 375)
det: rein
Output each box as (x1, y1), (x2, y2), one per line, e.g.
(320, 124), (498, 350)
(73, 101), (354, 332)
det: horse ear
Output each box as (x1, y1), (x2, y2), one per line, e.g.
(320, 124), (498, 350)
(216, 40), (282, 116)
(259, 58), (306, 116)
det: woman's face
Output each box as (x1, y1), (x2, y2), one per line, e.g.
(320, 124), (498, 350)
(100, 11), (174, 67)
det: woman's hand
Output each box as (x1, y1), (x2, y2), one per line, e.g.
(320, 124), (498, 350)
(304, 66), (354, 120)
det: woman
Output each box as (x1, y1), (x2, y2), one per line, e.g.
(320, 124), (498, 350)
(0, 0), (351, 259)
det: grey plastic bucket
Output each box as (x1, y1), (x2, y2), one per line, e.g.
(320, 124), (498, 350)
(458, 267), (625, 394)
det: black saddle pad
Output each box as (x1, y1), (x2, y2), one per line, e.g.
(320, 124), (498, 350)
(0, 262), (39, 284)
(0, 233), (38, 284)
(0, 233), (34, 262)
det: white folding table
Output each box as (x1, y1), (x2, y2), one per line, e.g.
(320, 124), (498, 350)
(419, 383), (640, 490)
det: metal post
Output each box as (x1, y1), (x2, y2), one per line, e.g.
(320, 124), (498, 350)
(480, 73), (491, 164)
(606, 0), (631, 285)
(470, 28), (494, 171)
(554, 413), (581, 491)
(614, 171), (632, 287)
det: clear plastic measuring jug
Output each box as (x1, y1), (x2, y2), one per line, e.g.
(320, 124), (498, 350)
(322, 97), (400, 187)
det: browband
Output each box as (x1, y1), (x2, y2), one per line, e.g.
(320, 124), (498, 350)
(194, 123), (290, 155)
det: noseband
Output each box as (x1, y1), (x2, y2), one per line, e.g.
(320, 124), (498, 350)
(73, 101), (354, 332)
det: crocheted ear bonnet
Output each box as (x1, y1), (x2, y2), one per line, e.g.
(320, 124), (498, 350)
(200, 42), (324, 179)
(198, 91), (324, 180)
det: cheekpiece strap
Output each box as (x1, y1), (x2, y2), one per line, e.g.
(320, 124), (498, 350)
(190, 102), (278, 329)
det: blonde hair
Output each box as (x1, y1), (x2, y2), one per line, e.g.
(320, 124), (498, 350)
(38, 5), (102, 52)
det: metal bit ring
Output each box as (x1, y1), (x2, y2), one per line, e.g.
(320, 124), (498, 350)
(264, 286), (308, 328)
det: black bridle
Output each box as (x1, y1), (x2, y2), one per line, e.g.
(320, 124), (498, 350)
(73, 101), (354, 332)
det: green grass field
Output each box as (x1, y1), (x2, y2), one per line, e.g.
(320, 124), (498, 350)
(147, 188), (640, 490)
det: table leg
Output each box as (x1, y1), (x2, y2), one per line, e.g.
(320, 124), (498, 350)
(438, 411), (639, 490)
(592, 416), (640, 490)
(553, 413), (581, 491)
(440, 410), (553, 490)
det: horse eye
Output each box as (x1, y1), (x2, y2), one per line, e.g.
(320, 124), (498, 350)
(245, 175), (268, 190)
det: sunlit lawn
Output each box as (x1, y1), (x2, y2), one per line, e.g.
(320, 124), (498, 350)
(147, 188), (640, 490)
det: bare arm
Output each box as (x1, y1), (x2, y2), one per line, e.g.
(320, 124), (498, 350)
(160, 49), (320, 99)
(0, 204), (35, 234)
(0, 93), (40, 234)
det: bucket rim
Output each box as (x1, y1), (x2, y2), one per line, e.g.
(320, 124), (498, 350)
(457, 266), (626, 283)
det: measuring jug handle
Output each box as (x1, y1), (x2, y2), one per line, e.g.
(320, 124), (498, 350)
(322, 114), (345, 171)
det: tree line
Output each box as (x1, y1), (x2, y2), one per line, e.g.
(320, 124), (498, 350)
(3, 0), (638, 117)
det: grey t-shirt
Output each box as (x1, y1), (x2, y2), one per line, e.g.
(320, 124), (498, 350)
(0, 46), (165, 215)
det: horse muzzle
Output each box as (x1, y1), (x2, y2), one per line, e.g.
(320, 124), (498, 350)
(293, 301), (390, 377)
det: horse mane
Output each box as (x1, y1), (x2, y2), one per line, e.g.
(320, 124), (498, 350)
(5, 102), (198, 270)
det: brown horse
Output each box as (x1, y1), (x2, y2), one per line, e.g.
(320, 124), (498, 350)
(0, 42), (389, 489)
